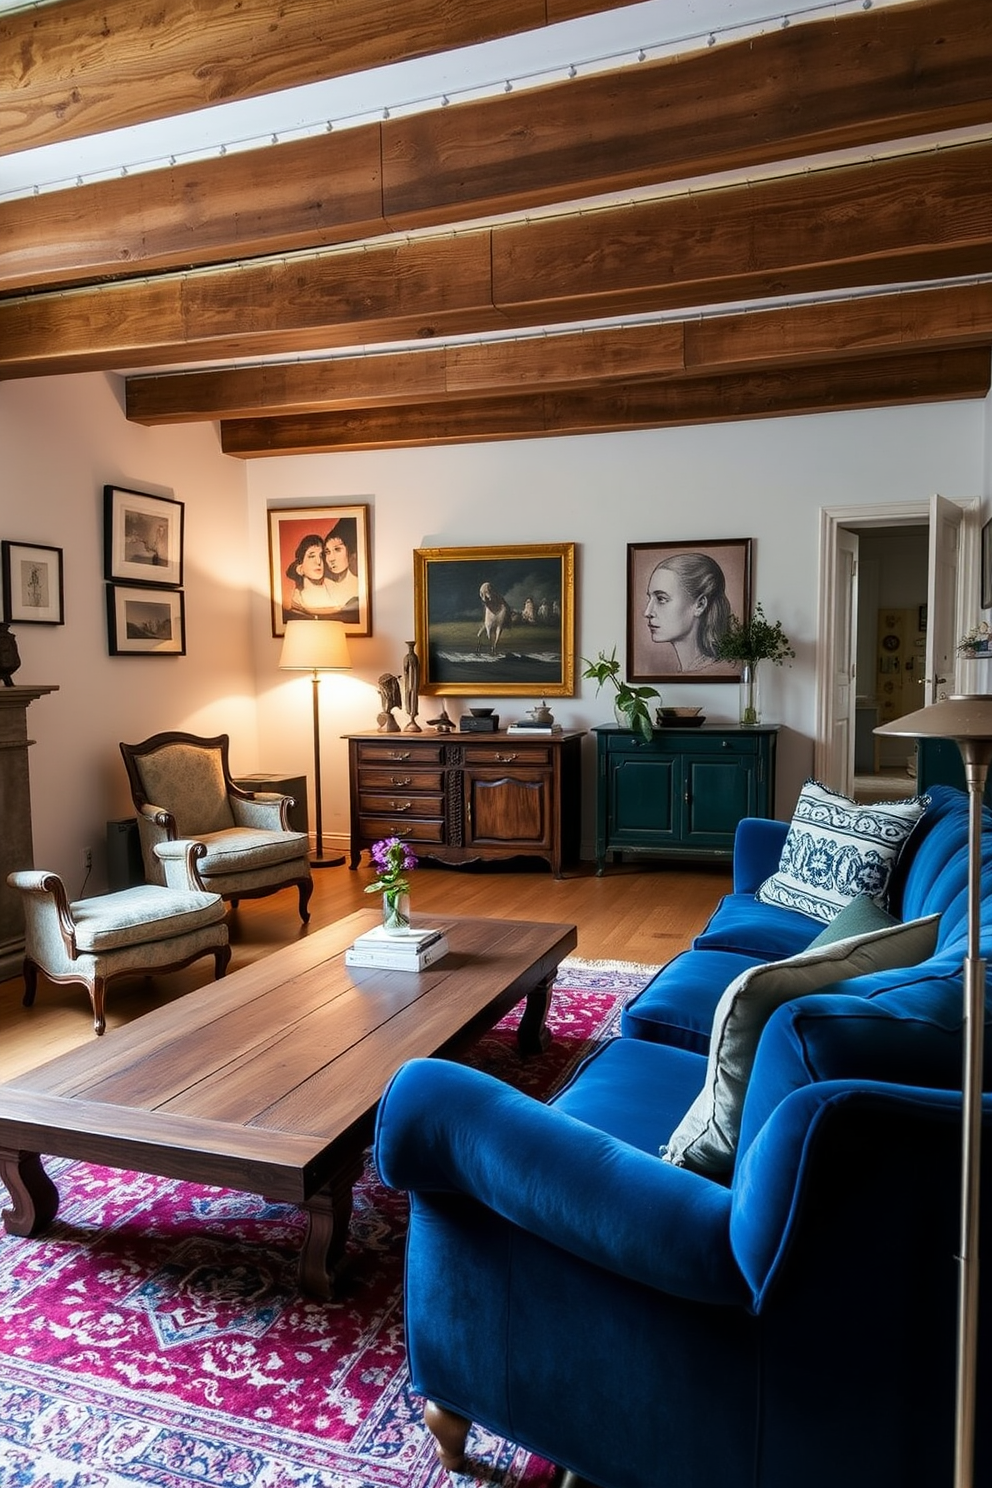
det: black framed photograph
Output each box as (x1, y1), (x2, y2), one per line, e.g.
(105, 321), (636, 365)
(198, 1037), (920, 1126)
(1, 541), (64, 624)
(106, 584), (186, 656)
(267, 503), (371, 637)
(104, 485), (184, 587)
(982, 518), (992, 611)
(413, 542), (575, 696)
(627, 538), (752, 682)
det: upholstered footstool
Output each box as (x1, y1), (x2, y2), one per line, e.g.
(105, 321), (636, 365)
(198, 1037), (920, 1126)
(7, 870), (231, 1034)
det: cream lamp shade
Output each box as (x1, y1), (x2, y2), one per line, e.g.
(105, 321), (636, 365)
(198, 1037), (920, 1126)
(278, 619), (351, 672)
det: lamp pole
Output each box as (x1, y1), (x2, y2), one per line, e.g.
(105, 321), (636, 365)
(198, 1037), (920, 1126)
(278, 620), (351, 869)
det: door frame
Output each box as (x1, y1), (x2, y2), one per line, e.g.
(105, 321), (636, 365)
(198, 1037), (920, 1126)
(815, 497), (980, 788)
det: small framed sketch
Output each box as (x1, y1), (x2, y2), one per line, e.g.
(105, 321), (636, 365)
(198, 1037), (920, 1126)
(267, 502), (372, 637)
(1, 541), (64, 624)
(107, 584), (186, 656)
(104, 485), (184, 587)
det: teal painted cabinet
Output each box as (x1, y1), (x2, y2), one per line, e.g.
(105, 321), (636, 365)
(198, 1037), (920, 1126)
(594, 725), (778, 872)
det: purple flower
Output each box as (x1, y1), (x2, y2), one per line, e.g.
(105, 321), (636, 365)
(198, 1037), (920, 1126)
(363, 837), (418, 896)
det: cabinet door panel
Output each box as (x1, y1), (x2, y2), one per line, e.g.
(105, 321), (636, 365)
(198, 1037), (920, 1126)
(684, 758), (755, 844)
(467, 773), (549, 847)
(611, 757), (678, 842)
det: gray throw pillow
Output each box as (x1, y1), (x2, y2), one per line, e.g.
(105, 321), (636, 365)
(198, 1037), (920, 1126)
(660, 912), (941, 1176)
(805, 892), (898, 949)
(755, 779), (928, 924)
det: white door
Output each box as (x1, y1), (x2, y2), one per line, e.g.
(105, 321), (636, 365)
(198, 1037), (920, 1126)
(831, 528), (859, 796)
(925, 493), (963, 702)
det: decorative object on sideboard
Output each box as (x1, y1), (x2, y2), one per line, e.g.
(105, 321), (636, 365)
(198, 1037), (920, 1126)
(278, 620), (351, 868)
(413, 542), (575, 697)
(426, 704), (456, 732)
(714, 600), (795, 726)
(1, 541), (64, 626)
(376, 672), (401, 732)
(402, 640), (422, 732)
(626, 538), (752, 684)
(581, 647), (660, 742)
(0, 623), (20, 686)
(656, 705), (705, 728)
(957, 621), (992, 694)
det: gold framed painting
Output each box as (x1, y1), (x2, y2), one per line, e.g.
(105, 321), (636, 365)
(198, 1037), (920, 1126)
(413, 543), (575, 696)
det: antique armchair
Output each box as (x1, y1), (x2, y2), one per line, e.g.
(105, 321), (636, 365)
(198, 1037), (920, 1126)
(120, 731), (313, 922)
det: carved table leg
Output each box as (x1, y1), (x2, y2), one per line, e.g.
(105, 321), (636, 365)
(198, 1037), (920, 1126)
(298, 1157), (364, 1299)
(517, 967), (555, 1055)
(0, 1149), (60, 1236)
(425, 1400), (471, 1472)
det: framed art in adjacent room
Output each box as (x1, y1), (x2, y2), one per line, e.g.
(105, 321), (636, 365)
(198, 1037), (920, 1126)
(104, 485), (184, 587)
(1, 541), (64, 624)
(982, 518), (992, 611)
(413, 542), (575, 695)
(107, 584), (186, 656)
(267, 503), (371, 637)
(627, 538), (752, 683)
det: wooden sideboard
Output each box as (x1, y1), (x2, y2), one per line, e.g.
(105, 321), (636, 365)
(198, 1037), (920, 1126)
(594, 724), (778, 871)
(345, 730), (585, 878)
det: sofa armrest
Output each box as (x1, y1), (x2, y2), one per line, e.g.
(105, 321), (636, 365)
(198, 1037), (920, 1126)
(375, 1058), (746, 1306)
(733, 816), (788, 893)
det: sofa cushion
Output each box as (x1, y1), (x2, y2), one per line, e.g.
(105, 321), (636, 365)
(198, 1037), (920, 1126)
(804, 893), (898, 948)
(621, 948), (768, 1052)
(755, 780), (929, 924)
(691, 892), (822, 960)
(660, 912), (941, 1176)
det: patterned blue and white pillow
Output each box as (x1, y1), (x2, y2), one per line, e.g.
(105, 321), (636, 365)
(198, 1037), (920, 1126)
(756, 779), (929, 924)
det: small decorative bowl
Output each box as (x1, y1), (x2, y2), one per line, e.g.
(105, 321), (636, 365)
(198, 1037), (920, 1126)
(469, 707), (495, 717)
(658, 706), (702, 719)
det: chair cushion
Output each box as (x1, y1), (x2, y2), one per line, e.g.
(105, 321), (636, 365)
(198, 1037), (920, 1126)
(196, 828), (308, 874)
(71, 885), (226, 952)
(755, 779), (929, 924)
(660, 912), (941, 1177)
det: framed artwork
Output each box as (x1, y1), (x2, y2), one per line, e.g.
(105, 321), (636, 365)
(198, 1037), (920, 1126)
(1, 541), (64, 624)
(982, 518), (992, 611)
(104, 485), (184, 587)
(627, 538), (752, 683)
(106, 584), (186, 656)
(268, 503), (371, 637)
(413, 542), (575, 696)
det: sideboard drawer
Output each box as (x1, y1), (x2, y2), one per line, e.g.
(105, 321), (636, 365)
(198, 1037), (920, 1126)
(358, 791), (445, 817)
(357, 814), (445, 843)
(357, 767), (444, 791)
(356, 742), (444, 766)
(463, 743), (551, 765)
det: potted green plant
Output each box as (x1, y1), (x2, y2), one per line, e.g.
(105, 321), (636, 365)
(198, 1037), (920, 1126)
(581, 647), (660, 742)
(713, 602), (795, 726)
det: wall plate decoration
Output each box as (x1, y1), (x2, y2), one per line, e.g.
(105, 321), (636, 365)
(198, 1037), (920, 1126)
(267, 502), (371, 638)
(626, 538), (753, 683)
(107, 584), (186, 656)
(413, 542), (575, 696)
(1, 541), (64, 624)
(104, 485), (184, 588)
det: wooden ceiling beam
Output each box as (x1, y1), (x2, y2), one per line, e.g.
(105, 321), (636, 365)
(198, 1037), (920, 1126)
(125, 283), (992, 424)
(3, 0), (990, 297)
(0, 0), (631, 156)
(218, 349), (992, 455)
(2, 142), (989, 381)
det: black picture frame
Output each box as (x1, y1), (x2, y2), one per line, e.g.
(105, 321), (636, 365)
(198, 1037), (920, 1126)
(413, 543), (576, 696)
(982, 518), (992, 611)
(627, 538), (753, 682)
(104, 484), (184, 588)
(1, 540), (64, 624)
(106, 584), (186, 656)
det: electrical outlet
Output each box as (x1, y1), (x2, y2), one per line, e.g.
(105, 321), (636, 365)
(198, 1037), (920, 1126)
(83, 846), (93, 871)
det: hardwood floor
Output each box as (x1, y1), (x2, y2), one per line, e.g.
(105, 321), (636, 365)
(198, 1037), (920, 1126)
(0, 856), (732, 1081)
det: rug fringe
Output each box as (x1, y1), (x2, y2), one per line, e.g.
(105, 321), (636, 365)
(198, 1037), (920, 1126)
(559, 955), (661, 975)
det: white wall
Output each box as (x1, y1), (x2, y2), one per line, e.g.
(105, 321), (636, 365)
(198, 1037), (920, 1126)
(0, 373), (255, 892)
(1, 373), (988, 889)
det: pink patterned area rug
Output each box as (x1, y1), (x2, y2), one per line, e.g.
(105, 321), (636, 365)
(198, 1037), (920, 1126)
(0, 958), (657, 1488)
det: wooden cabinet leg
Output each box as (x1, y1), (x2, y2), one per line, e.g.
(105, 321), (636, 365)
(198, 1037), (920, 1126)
(0, 1149), (60, 1236)
(517, 968), (555, 1055)
(424, 1400), (471, 1472)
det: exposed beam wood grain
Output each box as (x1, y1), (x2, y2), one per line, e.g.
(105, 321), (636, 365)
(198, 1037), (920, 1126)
(126, 283), (992, 424)
(3, 0), (989, 297)
(0, 0), (631, 156)
(218, 349), (992, 454)
(3, 141), (987, 381)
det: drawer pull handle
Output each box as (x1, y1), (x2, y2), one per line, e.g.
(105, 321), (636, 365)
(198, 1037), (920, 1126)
(494, 752), (518, 762)
(389, 776), (413, 786)
(384, 750), (412, 761)
(389, 801), (412, 812)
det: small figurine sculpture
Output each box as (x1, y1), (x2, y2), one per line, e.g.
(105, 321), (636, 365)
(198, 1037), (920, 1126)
(402, 640), (422, 733)
(0, 622), (21, 686)
(427, 704), (455, 733)
(377, 672), (402, 733)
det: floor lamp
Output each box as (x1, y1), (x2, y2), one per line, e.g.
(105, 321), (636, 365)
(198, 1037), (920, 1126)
(279, 619), (351, 868)
(876, 694), (992, 1488)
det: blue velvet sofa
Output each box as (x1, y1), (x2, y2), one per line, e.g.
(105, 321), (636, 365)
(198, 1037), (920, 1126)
(374, 783), (992, 1488)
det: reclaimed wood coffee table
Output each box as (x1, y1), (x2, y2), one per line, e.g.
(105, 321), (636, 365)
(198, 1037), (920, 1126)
(0, 909), (577, 1298)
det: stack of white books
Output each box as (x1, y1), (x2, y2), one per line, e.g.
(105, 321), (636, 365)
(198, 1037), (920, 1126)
(345, 924), (449, 971)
